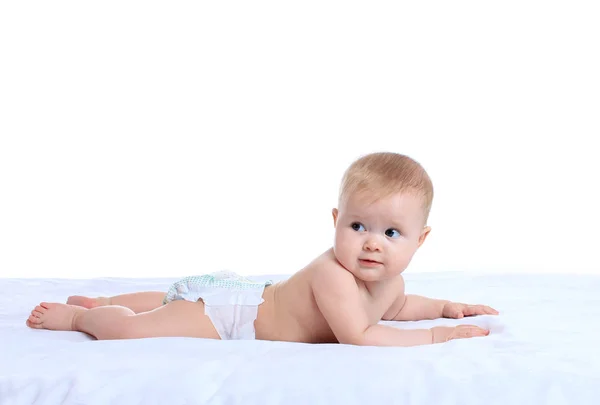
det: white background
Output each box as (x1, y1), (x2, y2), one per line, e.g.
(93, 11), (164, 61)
(1, 2), (598, 278)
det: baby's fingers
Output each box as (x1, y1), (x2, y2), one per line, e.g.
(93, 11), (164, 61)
(484, 305), (499, 315)
(452, 325), (490, 339)
(464, 305), (499, 316)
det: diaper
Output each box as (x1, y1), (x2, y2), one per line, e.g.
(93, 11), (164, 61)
(163, 270), (273, 340)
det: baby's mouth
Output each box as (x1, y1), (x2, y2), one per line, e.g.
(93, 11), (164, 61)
(358, 259), (383, 267)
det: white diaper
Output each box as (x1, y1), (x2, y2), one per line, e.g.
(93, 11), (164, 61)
(163, 270), (272, 340)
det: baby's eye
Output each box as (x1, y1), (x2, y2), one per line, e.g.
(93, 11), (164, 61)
(385, 228), (401, 238)
(351, 222), (365, 232)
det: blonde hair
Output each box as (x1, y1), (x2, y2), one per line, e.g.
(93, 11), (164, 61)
(338, 152), (434, 223)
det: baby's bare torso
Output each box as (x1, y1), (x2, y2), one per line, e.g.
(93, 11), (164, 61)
(254, 248), (405, 343)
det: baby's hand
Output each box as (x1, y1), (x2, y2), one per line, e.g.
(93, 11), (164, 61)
(431, 325), (490, 344)
(442, 302), (499, 319)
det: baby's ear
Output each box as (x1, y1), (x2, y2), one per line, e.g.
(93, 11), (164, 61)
(332, 208), (339, 227)
(418, 226), (431, 247)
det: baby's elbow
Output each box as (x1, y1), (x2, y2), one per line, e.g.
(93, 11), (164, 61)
(336, 329), (369, 346)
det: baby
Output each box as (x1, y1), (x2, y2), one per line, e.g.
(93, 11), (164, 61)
(27, 152), (498, 346)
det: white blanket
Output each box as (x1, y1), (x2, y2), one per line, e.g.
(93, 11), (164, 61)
(1, 273), (599, 405)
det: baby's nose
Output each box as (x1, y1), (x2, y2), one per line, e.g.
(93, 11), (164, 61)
(363, 238), (381, 251)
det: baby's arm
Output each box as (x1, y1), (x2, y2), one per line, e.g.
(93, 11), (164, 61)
(385, 293), (449, 321)
(312, 265), (435, 347)
(384, 279), (499, 321)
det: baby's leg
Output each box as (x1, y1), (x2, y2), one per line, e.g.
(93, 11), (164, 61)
(67, 291), (165, 313)
(27, 300), (220, 340)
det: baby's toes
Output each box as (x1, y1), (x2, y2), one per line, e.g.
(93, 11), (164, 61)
(27, 314), (43, 327)
(27, 319), (43, 328)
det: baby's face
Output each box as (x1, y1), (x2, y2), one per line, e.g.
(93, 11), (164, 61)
(332, 191), (430, 282)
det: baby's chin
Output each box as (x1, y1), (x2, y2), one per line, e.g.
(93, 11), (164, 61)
(333, 251), (389, 281)
(351, 264), (406, 282)
(344, 265), (387, 282)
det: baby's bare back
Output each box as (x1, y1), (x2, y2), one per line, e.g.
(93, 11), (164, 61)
(254, 248), (403, 343)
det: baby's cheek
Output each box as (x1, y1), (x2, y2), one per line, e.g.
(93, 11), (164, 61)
(332, 236), (345, 258)
(398, 251), (416, 268)
(334, 230), (349, 251)
(333, 238), (354, 268)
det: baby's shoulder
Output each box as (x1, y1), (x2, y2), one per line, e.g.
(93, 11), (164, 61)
(304, 249), (355, 285)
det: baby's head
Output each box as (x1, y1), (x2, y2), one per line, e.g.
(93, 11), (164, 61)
(332, 152), (433, 282)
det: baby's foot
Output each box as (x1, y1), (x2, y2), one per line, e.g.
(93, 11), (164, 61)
(26, 302), (86, 331)
(66, 295), (110, 309)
